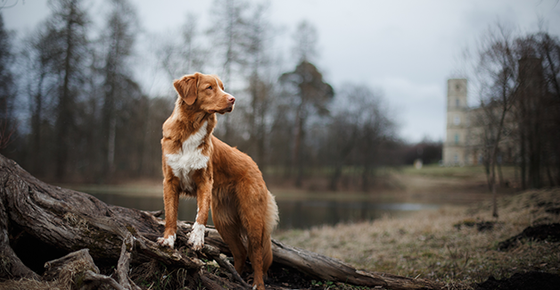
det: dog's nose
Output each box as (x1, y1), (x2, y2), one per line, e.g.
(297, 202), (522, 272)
(228, 95), (235, 105)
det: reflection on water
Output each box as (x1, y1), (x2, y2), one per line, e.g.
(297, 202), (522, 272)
(90, 192), (439, 230)
(278, 200), (438, 229)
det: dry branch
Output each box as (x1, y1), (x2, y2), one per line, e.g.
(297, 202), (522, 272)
(43, 248), (127, 290)
(0, 154), (442, 289)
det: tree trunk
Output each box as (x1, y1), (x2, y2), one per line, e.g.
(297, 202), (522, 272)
(497, 154), (504, 186)
(329, 165), (342, 191)
(0, 154), (442, 290)
(293, 106), (305, 188)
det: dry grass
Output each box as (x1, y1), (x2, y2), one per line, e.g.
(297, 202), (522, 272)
(274, 189), (560, 289)
(0, 279), (64, 290)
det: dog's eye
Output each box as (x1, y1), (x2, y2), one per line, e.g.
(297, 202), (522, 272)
(206, 86), (212, 90)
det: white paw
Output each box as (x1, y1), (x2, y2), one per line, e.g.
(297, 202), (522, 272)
(188, 222), (205, 251)
(157, 234), (176, 248)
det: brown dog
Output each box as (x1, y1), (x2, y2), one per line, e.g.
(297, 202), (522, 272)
(157, 72), (279, 290)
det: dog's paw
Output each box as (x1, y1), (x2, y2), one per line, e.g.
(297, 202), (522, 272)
(157, 234), (176, 248)
(187, 222), (205, 251)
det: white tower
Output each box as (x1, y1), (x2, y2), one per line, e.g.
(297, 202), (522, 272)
(443, 79), (468, 165)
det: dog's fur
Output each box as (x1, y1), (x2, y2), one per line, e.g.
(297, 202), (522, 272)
(157, 72), (279, 290)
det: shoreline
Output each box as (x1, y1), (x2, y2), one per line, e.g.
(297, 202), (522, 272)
(60, 168), (514, 206)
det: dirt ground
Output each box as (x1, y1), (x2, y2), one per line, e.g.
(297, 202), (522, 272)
(475, 271), (560, 290)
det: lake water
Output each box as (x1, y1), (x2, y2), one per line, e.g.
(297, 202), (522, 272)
(88, 191), (439, 230)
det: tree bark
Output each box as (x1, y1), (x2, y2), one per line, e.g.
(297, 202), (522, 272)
(0, 154), (442, 290)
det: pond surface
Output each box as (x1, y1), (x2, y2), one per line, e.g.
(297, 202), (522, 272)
(86, 190), (439, 230)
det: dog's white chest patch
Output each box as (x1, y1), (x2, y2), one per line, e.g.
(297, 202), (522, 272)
(165, 121), (210, 191)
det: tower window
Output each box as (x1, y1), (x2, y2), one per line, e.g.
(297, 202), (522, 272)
(454, 116), (460, 125)
(454, 134), (459, 144)
(456, 99), (460, 107)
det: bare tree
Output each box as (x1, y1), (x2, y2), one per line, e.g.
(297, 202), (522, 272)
(473, 23), (518, 218)
(206, 0), (250, 142)
(352, 87), (394, 192)
(140, 96), (174, 177)
(99, 0), (139, 180)
(41, 0), (90, 180)
(325, 84), (366, 191)
(18, 25), (58, 175)
(244, 1), (276, 168)
(0, 14), (17, 151)
(158, 13), (206, 81)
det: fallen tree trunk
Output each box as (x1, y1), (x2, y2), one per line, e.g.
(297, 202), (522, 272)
(0, 154), (442, 290)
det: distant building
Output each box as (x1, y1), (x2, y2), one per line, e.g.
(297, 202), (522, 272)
(442, 78), (514, 166)
(443, 57), (544, 166)
(443, 79), (469, 166)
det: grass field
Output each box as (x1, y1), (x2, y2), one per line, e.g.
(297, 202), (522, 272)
(274, 188), (560, 289)
(397, 164), (518, 182)
(398, 164), (489, 177)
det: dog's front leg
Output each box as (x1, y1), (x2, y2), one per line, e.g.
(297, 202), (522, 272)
(188, 172), (212, 251)
(158, 176), (181, 248)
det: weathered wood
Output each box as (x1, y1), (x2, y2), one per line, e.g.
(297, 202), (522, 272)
(0, 187), (40, 281)
(0, 154), (202, 272)
(117, 233), (142, 290)
(0, 154), (443, 289)
(43, 248), (125, 290)
(83, 270), (126, 290)
(43, 249), (99, 281)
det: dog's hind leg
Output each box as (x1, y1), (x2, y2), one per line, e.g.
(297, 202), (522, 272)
(212, 193), (248, 275)
(246, 225), (265, 290)
(239, 187), (275, 290)
(214, 218), (247, 275)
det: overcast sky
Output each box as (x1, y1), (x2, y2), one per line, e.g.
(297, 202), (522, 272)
(4, 0), (560, 143)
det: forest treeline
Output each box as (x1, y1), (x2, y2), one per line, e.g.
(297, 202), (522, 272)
(1, 0), (439, 191)
(3, 0), (558, 192)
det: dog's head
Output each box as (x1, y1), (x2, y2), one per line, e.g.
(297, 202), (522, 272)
(173, 73), (235, 114)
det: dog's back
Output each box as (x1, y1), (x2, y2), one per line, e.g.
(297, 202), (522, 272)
(210, 136), (279, 277)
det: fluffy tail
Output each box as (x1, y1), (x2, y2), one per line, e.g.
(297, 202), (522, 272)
(262, 191), (279, 273)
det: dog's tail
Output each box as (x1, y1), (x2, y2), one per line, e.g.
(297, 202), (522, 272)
(262, 191), (279, 273)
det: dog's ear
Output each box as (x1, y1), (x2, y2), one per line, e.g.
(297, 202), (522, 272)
(173, 74), (198, 105)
